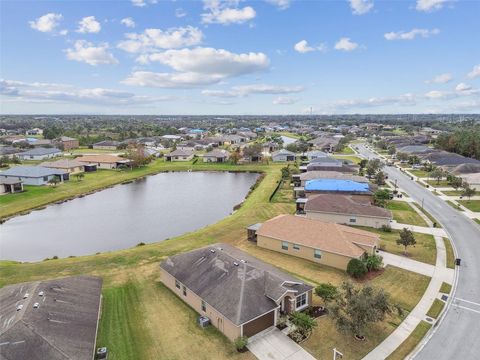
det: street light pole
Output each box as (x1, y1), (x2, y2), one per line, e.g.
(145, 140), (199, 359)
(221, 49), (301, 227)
(333, 348), (344, 360)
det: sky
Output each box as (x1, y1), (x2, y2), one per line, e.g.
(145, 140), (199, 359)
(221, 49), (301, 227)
(0, 0), (479, 115)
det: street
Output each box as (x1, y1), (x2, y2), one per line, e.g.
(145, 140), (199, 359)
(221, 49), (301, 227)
(356, 144), (480, 360)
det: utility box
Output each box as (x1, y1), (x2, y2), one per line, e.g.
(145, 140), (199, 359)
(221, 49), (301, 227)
(198, 315), (210, 328)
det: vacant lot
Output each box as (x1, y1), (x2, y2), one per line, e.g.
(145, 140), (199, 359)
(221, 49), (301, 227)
(332, 155), (363, 164)
(387, 201), (428, 227)
(458, 200), (480, 212)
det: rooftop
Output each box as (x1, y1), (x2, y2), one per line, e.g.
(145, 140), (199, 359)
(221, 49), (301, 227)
(19, 147), (61, 156)
(160, 244), (312, 325)
(0, 166), (67, 178)
(40, 159), (84, 169)
(204, 149), (230, 158)
(305, 179), (371, 193)
(77, 154), (126, 164)
(299, 171), (368, 183)
(305, 194), (392, 218)
(168, 149), (194, 156)
(0, 276), (102, 360)
(257, 214), (379, 258)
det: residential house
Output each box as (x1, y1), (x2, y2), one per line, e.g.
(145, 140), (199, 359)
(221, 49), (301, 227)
(303, 158), (358, 173)
(92, 140), (120, 150)
(251, 214), (379, 271)
(18, 147), (62, 161)
(0, 166), (69, 185)
(292, 171), (368, 187)
(203, 149), (230, 163)
(160, 244), (313, 341)
(308, 136), (339, 152)
(0, 177), (23, 195)
(305, 150), (329, 161)
(77, 154), (130, 169)
(262, 141), (280, 153)
(55, 136), (79, 150)
(301, 178), (375, 201)
(0, 146), (21, 158)
(165, 149), (194, 162)
(301, 194), (392, 228)
(25, 128), (43, 135)
(40, 159), (85, 174)
(222, 135), (245, 145)
(271, 149), (296, 162)
(0, 276), (102, 360)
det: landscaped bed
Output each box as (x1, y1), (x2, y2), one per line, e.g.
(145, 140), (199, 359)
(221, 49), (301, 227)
(386, 201), (428, 227)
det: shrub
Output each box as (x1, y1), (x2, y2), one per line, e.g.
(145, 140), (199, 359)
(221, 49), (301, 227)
(315, 283), (338, 304)
(289, 311), (317, 336)
(364, 254), (383, 271)
(381, 224), (392, 232)
(347, 258), (368, 278)
(234, 336), (248, 351)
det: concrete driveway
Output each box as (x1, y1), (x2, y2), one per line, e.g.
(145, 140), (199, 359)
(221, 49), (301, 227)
(247, 327), (317, 360)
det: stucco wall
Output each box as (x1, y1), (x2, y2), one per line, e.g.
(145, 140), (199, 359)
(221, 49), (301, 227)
(305, 211), (390, 229)
(160, 268), (241, 341)
(257, 235), (358, 270)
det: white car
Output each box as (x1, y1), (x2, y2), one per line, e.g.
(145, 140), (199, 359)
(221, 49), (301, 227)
(23, 293), (29, 299)
(16, 304), (23, 311)
(38, 291), (44, 297)
(33, 303), (40, 309)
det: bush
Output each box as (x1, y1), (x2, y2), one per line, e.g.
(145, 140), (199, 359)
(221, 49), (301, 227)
(381, 224), (392, 232)
(364, 254), (383, 271)
(315, 283), (338, 304)
(234, 336), (248, 351)
(347, 258), (368, 278)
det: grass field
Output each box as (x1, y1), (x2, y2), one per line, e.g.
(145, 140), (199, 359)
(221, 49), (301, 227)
(387, 201), (428, 227)
(426, 180), (451, 187)
(270, 179), (295, 203)
(332, 155), (363, 164)
(440, 282), (452, 294)
(334, 146), (355, 155)
(0, 160), (432, 360)
(443, 237), (455, 269)
(442, 190), (464, 196)
(409, 169), (430, 178)
(411, 203), (442, 228)
(458, 200), (480, 212)
(426, 299), (445, 319)
(386, 321), (431, 360)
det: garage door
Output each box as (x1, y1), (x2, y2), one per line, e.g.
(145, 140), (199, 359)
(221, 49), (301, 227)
(242, 310), (275, 337)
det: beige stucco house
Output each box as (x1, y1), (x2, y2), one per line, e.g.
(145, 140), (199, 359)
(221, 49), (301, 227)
(251, 214), (379, 271)
(40, 159), (85, 174)
(165, 149), (194, 162)
(77, 155), (130, 169)
(160, 244), (313, 341)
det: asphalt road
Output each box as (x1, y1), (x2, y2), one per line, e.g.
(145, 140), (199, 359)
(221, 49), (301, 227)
(356, 144), (480, 359)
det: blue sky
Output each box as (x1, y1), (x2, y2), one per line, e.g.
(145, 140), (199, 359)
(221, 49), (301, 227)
(1, 0), (479, 114)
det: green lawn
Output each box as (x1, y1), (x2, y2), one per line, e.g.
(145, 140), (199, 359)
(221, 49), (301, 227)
(443, 238), (455, 269)
(446, 200), (464, 211)
(440, 282), (452, 294)
(409, 169), (430, 178)
(332, 155), (363, 164)
(426, 180), (451, 187)
(442, 190), (464, 196)
(334, 146), (355, 155)
(387, 201), (428, 227)
(426, 299), (445, 319)
(411, 203), (442, 228)
(386, 321), (431, 360)
(458, 200), (480, 212)
(270, 179), (295, 203)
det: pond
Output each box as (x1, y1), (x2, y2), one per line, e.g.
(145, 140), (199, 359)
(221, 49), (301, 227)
(280, 135), (297, 146)
(0, 171), (259, 262)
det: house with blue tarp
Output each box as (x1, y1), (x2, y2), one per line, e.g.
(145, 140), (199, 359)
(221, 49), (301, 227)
(303, 178), (375, 201)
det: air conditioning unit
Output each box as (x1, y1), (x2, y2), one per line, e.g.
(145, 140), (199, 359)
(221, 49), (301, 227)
(198, 315), (210, 328)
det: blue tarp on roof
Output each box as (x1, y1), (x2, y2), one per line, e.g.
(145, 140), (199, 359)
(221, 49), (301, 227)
(305, 179), (370, 192)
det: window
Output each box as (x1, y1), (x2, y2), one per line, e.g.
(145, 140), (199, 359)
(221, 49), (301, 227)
(175, 280), (180, 289)
(182, 285), (187, 296)
(314, 249), (322, 259)
(43, 176), (48, 181)
(201, 300), (206, 312)
(296, 293), (307, 309)
(293, 244), (300, 251)
(349, 218), (357, 223)
(281, 241), (288, 250)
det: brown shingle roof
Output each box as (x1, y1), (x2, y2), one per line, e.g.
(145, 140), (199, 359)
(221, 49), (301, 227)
(77, 154), (126, 164)
(40, 159), (84, 169)
(305, 194), (392, 218)
(299, 171), (368, 182)
(257, 214), (379, 258)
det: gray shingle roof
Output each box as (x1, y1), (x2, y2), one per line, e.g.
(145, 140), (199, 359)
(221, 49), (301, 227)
(0, 276), (102, 360)
(19, 148), (61, 156)
(0, 166), (67, 178)
(160, 244), (312, 325)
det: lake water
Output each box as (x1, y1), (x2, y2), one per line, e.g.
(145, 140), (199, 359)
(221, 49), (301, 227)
(0, 171), (259, 262)
(280, 135), (297, 146)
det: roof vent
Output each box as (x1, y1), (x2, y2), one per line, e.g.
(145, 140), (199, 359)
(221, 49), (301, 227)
(210, 249), (216, 253)
(233, 262), (239, 266)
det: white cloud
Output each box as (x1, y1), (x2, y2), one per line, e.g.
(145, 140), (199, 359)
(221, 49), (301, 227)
(131, 0), (158, 7)
(77, 16), (101, 33)
(265, 0), (291, 10)
(59, 29), (68, 36)
(425, 73), (452, 84)
(175, 8), (187, 18)
(424, 90), (452, 99)
(138, 47), (270, 76)
(122, 71), (223, 88)
(349, 0), (374, 15)
(120, 17), (135, 28)
(117, 26), (203, 53)
(202, 84), (303, 98)
(467, 64), (480, 79)
(65, 40), (118, 66)
(1, 79), (172, 106)
(201, 0), (256, 25)
(416, 0), (447, 12)
(29, 13), (63, 33)
(294, 40), (314, 53)
(455, 83), (472, 92)
(334, 37), (359, 51)
(273, 96), (298, 105)
(384, 28), (440, 40)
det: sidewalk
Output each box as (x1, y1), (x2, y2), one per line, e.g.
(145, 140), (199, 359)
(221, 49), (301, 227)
(390, 221), (447, 237)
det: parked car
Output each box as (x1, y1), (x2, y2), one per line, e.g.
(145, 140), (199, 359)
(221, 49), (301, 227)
(16, 304), (23, 311)
(33, 302), (39, 309)
(23, 293), (29, 299)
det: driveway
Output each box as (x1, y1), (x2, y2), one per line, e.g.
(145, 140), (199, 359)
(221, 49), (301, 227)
(247, 327), (317, 360)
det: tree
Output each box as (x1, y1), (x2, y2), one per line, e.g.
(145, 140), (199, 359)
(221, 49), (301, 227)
(429, 167), (445, 185)
(408, 155), (420, 165)
(397, 152), (409, 162)
(375, 171), (386, 185)
(346, 258), (368, 279)
(366, 159), (383, 178)
(449, 176), (464, 190)
(281, 166), (291, 179)
(125, 144), (151, 168)
(461, 184), (476, 200)
(330, 282), (392, 339)
(359, 159), (368, 170)
(364, 254), (383, 272)
(396, 228), (416, 255)
(229, 149), (241, 164)
(289, 311), (317, 336)
(48, 177), (60, 187)
(315, 283), (338, 305)
(388, 145), (396, 156)
(243, 143), (262, 160)
(373, 189), (391, 208)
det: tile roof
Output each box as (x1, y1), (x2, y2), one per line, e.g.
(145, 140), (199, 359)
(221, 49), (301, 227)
(257, 215), (379, 258)
(305, 194), (392, 218)
(160, 244), (312, 325)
